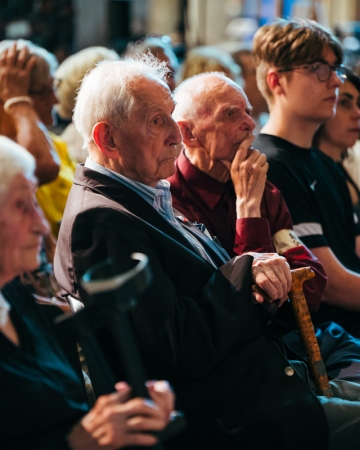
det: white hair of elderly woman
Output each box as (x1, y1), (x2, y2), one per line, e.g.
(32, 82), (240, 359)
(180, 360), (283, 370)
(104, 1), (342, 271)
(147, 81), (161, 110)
(73, 54), (170, 148)
(0, 136), (36, 196)
(0, 39), (58, 87)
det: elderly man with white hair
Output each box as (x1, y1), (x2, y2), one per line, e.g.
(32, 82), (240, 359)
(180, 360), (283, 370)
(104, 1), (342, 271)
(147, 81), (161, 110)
(54, 56), (360, 449)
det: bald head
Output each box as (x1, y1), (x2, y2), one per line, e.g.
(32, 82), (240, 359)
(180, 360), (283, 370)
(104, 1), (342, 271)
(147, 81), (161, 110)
(173, 72), (255, 181)
(173, 72), (248, 123)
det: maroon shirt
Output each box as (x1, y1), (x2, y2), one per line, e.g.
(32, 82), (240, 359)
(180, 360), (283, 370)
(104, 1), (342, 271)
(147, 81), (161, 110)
(168, 150), (327, 311)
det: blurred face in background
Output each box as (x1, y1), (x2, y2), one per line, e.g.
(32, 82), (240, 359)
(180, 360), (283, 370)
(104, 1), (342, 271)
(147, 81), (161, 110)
(152, 48), (178, 92)
(29, 74), (59, 126)
(320, 79), (360, 151)
(0, 173), (48, 285)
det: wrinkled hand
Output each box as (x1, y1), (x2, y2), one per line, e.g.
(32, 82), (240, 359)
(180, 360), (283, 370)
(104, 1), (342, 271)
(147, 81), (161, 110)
(0, 42), (36, 102)
(221, 134), (268, 218)
(248, 252), (291, 306)
(69, 381), (174, 449)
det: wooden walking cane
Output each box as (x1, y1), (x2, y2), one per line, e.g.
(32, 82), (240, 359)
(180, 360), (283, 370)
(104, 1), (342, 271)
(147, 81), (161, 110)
(253, 266), (333, 398)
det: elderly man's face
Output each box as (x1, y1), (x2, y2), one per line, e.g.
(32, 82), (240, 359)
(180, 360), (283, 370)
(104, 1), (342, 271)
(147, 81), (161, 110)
(195, 80), (255, 163)
(0, 174), (48, 284)
(114, 79), (182, 187)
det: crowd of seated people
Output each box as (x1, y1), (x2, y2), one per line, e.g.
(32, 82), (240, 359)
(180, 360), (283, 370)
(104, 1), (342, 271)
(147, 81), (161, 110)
(3, 16), (360, 449)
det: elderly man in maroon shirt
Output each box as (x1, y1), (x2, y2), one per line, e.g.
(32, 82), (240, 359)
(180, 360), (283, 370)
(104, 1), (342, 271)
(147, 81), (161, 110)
(168, 72), (326, 314)
(167, 72), (360, 377)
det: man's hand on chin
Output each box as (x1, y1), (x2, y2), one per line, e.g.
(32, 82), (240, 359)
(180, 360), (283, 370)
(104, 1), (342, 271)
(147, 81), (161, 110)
(220, 135), (268, 219)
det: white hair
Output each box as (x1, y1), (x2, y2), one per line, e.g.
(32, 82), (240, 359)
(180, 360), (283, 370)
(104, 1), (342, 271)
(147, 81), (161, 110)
(0, 136), (36, 197)
(0, 39), (58, 88)
(173, 72), (243, 122)
(55, 46), (120, 120)
(128, 37), (179, 71)
(73, 54), (170, 148)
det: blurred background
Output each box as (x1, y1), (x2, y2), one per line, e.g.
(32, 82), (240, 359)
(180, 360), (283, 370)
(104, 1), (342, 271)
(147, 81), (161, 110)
(1, 0), (360, 66)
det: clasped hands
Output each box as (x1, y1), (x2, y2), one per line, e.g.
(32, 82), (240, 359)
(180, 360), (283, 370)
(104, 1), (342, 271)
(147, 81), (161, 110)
(68, 380), (174, 449)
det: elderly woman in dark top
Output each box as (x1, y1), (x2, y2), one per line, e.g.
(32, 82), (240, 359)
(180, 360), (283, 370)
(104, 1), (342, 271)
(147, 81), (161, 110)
(0, 136), (173, 449)
(313, 69), (360, 253)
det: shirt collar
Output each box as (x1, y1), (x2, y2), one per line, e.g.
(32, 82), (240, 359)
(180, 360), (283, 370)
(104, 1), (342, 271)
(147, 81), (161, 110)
(177, 150), (229, 210)
(85, 157), (171, 206)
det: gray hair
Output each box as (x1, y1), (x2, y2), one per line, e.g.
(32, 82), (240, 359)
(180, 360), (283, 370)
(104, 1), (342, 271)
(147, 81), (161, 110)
(73, 54), (170, 147)
(55, 46), (120, 120)
(180, 45), (241, 83)
(0, 136), (36, 197)
(129, 37), (179, 71)
(173, 72), (243, 122)
(0, 39), (58, 89)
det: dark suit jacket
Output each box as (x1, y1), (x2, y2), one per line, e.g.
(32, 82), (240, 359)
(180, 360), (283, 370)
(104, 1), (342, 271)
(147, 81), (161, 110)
(54, 165), (328, 450)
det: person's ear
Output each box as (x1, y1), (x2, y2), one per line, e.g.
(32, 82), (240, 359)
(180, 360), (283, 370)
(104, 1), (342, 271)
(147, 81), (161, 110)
(177, 121), (199, 147)
(92, 122), (119, 159)
(267, 70), (285, 96)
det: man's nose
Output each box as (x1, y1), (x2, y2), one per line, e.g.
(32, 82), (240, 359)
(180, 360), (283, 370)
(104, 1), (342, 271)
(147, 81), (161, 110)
(33, 206), (50, 236)
(329, 69), (342, 88)
(240, 115), (256, 132)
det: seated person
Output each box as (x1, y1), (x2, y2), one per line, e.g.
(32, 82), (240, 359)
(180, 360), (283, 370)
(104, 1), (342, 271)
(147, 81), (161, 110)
(169, 72), (325, 311)
(0, 136), (173, 449)
(168, 71), (360, 377)
(55, 54), (360, 449)
(313, 69), (360, 253)
(252, 18), (360, 337)
(0, 40), (75, 237)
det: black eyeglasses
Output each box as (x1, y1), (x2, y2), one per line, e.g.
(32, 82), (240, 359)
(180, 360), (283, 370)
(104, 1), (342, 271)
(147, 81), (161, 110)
(278, 62), (347, 83)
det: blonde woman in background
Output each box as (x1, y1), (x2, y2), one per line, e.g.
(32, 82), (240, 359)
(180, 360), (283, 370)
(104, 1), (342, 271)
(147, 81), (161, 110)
(180, 45), (241, 84)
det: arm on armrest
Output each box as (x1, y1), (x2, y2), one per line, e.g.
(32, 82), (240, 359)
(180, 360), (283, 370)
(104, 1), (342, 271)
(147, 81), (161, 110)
(311, 246), (360, 311)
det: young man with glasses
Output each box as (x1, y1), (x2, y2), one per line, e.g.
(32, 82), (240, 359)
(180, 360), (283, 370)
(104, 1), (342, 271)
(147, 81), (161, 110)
(253, 18), (360, 336)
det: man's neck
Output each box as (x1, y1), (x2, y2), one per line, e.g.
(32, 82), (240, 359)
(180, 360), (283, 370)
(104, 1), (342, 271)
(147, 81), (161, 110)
(261, 108), (320, 149)
(184, 147), (230, 183)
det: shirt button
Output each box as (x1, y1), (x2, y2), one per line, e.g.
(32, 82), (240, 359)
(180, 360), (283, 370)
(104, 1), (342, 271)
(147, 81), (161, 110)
(284, 366), (295, 376)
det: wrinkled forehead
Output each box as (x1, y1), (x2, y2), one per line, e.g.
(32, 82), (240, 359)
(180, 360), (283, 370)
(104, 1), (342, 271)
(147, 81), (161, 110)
(198, 78), (250, 116)
(0, 173), (36, 206)
(132, 77), (174, 115)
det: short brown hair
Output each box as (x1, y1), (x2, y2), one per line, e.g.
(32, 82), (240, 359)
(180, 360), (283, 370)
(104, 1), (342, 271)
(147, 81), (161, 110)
(253, 18), (343, 104)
